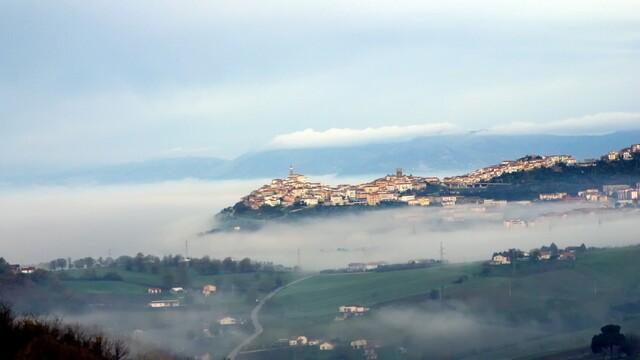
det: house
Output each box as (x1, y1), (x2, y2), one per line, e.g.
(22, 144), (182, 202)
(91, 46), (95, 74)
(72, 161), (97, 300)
(319, 342), (336, 351)
(538, 251), (552, 260)
(339, 305), (370, 314)
(351, 339), (368, 349)
(558, 251), (575, 261)
(148, 287), (162, 294)
(539, 192), (567, 201)
(348, 263), (367, 272)
(202, 284), (217, 296)
(148, 300), (180, 308)
(490, 254), (511, 265)
(307, 339), (321, 346)
(20, 266), (36, 274)
(218, 316), (237, 325)
(170, 287), (186, 294)
(289, 336), (308, 346)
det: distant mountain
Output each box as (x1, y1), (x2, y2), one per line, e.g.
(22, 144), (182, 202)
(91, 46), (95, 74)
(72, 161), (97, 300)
(2, 131), (639, 185)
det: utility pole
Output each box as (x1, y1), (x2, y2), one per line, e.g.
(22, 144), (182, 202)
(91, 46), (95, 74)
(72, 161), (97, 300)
(440, 242), (445, 264)
(297, 248), (301, 270)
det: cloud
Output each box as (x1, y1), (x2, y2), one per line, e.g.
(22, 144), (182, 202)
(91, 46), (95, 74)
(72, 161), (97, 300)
(264, 112), (640, 149)
(266, 123), (466, 149)
(486, 112), (640, 135)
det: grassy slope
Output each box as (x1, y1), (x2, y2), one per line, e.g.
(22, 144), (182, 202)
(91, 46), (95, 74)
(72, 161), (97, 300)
(261, 246), (640, 359)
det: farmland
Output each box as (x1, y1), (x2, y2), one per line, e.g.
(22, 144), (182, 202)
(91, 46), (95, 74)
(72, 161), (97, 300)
(244, 246), (640, 359)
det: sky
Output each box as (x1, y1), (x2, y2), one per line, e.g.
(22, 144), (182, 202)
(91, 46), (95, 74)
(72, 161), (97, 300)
(1, 1), (640, 167)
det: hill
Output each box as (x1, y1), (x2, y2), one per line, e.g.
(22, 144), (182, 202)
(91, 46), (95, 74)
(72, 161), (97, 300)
(246, 245), (640, 360)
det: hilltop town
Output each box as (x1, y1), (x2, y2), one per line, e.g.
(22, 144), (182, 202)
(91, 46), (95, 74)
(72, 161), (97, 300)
(221, 143), (640, 222)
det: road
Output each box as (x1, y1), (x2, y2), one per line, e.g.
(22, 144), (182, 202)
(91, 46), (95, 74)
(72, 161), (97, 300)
(227, 275), (313, 360)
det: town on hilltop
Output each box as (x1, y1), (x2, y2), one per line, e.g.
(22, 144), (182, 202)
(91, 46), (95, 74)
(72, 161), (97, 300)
(242, 166), (440, 209)
(234, 143), (640, 214)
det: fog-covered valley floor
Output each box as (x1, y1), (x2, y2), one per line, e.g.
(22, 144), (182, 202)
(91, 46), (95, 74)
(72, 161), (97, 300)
(1, 179), (638, 270)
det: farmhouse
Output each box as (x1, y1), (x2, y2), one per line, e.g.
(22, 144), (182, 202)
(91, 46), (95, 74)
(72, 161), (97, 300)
(202, 284), (216, 296)
(319, 342), (336, 351)
(170, 287), (186, 294)
(20, 266), (36, 274)
(490, 254), (511, 265)
(218, 316), (237, 325)
(351, 339), (368, 349)
(339, 305), (370, 314)
(148, 300), (181, 308)
(289, 336), (308, 346)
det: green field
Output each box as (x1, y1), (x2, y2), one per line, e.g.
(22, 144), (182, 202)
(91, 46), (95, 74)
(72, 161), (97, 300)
(252, 246), (640, 360)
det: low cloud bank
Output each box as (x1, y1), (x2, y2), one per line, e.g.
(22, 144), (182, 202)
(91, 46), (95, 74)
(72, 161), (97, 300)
(265, 112), (640, 150)
(1, 180), (639, 270)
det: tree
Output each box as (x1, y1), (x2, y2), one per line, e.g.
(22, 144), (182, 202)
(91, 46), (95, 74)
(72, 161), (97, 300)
(222, 257), (237, 273)
(591, 324), (626, 358)
(239, 258), (254, 273)
(133, 253), (146, 273)
(55, 258), (67, 270)
(0, 258), (14, 274)
(549, 242), (559, 255)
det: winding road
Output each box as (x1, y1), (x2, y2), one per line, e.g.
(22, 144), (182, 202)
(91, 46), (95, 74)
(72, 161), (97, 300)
(227, 275), (313, 360)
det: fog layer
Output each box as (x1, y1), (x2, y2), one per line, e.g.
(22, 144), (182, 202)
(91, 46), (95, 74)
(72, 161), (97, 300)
(1, 180), (638, 269)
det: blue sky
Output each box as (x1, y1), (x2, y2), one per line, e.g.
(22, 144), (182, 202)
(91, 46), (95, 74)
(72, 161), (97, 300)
(1, 1), (639, 167)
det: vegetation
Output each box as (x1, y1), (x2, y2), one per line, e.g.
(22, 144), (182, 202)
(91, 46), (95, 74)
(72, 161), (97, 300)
(249, 246), (640, 360)
(0, 303), (128, 360)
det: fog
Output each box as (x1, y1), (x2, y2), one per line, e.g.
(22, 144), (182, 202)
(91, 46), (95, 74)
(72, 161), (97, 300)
(1, 179), (639, 269)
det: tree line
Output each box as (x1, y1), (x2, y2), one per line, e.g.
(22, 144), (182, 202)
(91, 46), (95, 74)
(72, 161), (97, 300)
(46, 253), (278, 276)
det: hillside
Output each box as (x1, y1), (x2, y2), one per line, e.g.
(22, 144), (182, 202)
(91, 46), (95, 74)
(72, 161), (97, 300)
(246, 246), (640, 360)
(215, 144), (640, 228)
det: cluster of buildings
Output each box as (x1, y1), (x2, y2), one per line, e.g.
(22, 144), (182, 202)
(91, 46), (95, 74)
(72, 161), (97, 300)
(443, 154), (577, 187)
(147, 284), (217, 308)
(286, 336), (378, 358)
(240, 144), (640, 211)
(242, 167), (439, 208)
(347, 261), (388, 272)
(490, 246), (582, 265)
(335, 304), (370, 321)
(602, 144), (640, 161)
(538, 183), (640, 204)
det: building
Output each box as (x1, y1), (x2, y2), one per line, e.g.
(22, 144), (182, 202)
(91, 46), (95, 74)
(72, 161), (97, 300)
(490, 254), (511, 265)
(539, 192), (567, 201)
(202, 284), (217, 296)
(218, 317), (237, 325)
(339, 305), (370, 314)
(148, 300), (181, 308)
(319, 342), (336, 351)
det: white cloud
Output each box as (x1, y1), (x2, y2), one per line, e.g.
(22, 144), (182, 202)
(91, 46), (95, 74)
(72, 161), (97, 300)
(487, 112), (640, 135)
(266, 123), (466, 149)
(264, 112), (640, 149)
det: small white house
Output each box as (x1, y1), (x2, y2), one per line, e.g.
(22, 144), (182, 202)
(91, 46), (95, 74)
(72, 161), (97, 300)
(148, 300), (180, 308)
(490, 254), (511, 265)
(289, 336), (308, 346)
(319, 342), (336, 351)
(351, 339), (367, 349)
(218, 316), (237, 325)
(339, 305), (370, 314)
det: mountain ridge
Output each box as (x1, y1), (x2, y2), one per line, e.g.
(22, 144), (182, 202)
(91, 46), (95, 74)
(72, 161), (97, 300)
(2, 131), (639, 185)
